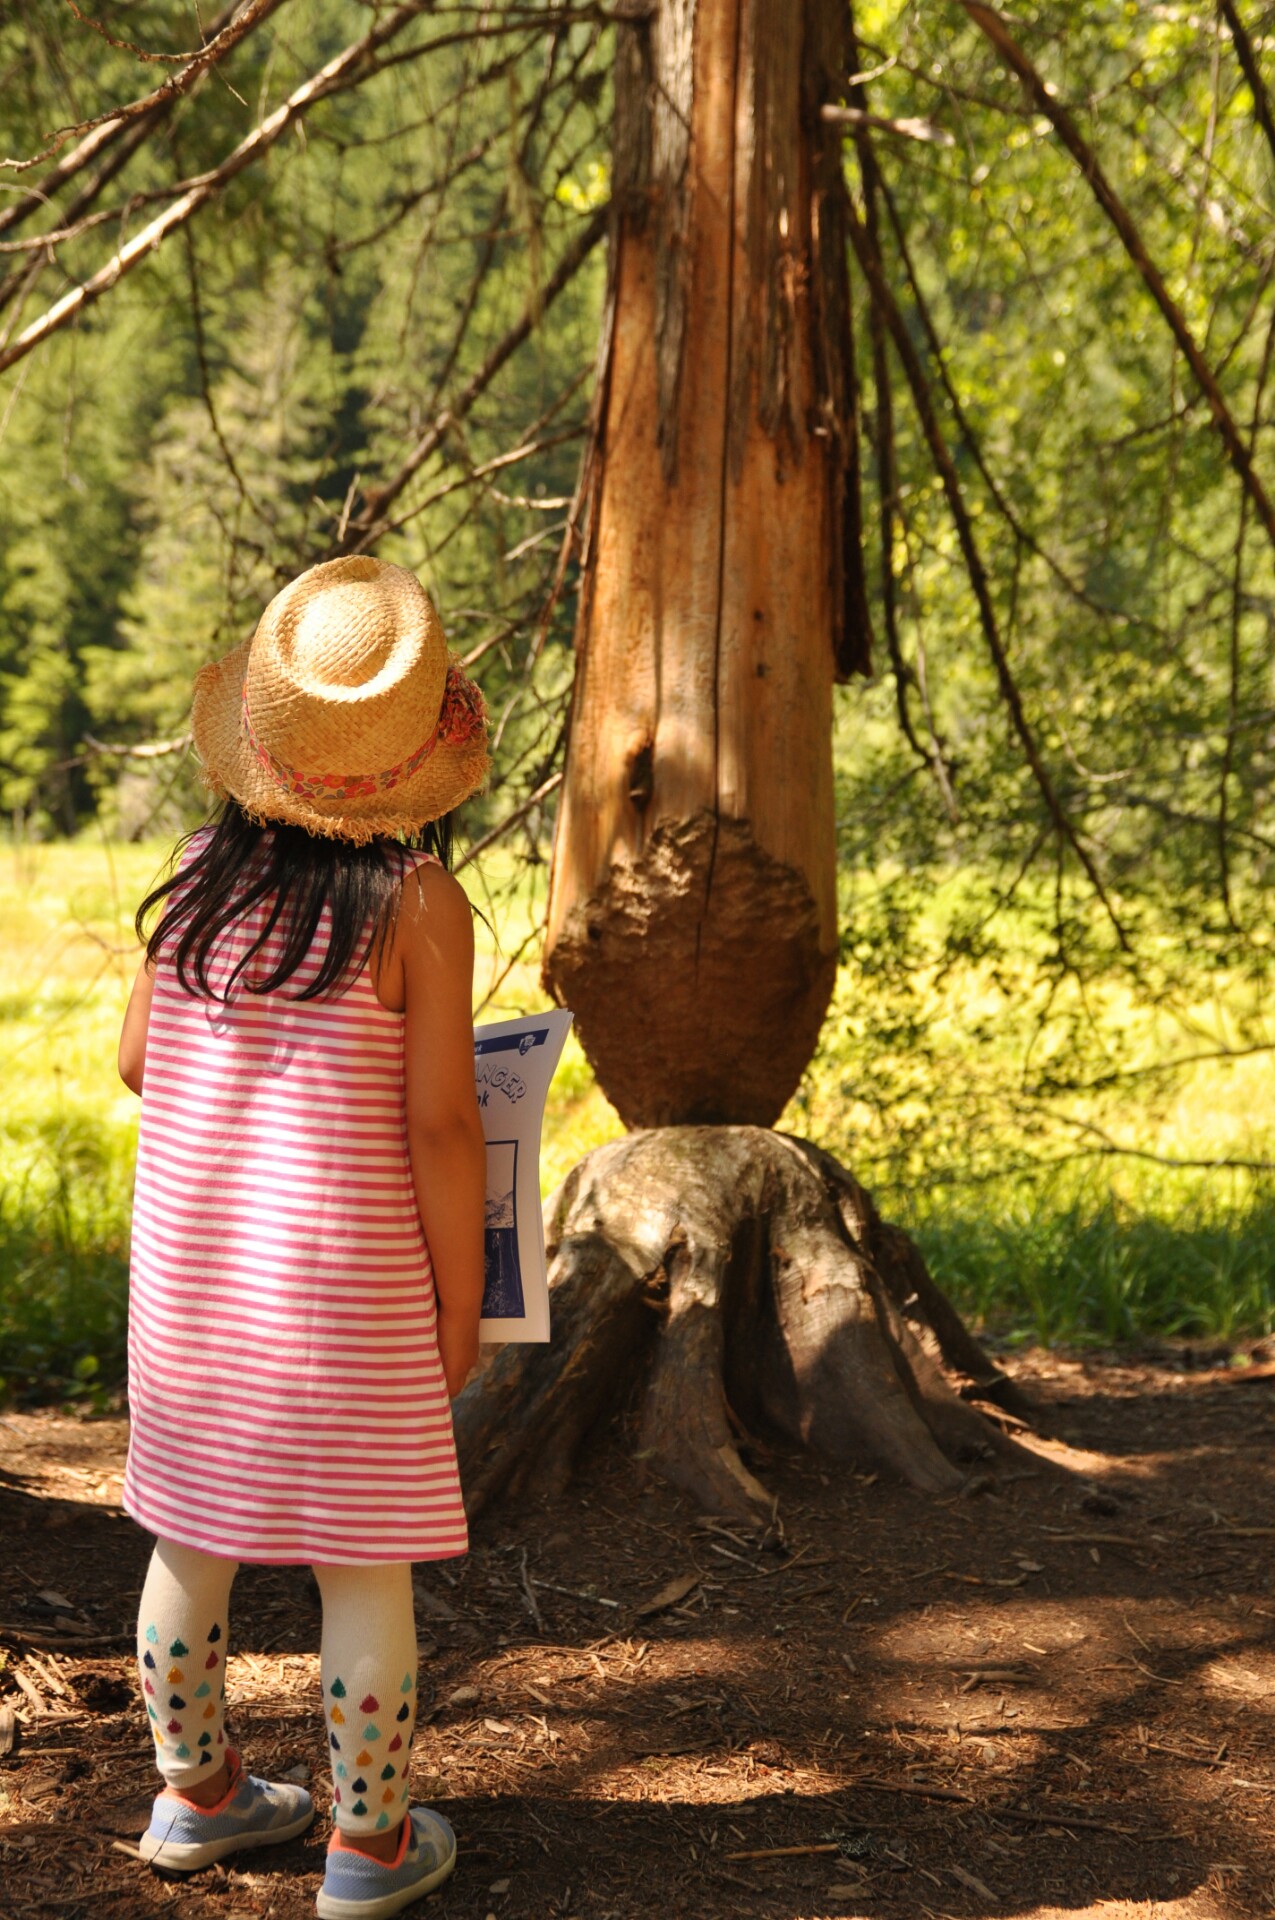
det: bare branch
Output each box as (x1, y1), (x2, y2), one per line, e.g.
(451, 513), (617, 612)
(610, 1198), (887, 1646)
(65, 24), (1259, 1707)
(0, 0), (289, 187)
(0, 0), (448, 377)
(1217, 0), (1275, 175)
(844, 189), (1130, 947)
(0, 110), (162, 323)
(455, 771), (564, 875)
(962, 1), (1275, 557)
(845, 26), (957, 811)
(342, 204), (608, 550)
(1048, 1110), (1275, 1174)
(821, 104), (954, 146)
(1219, 296), (1275, 923)
(82, 731), (191, 759)
(58, 0), (248, 65)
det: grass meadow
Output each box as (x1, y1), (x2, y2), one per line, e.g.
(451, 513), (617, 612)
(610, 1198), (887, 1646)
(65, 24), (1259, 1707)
(2, 833), (1273, 1402)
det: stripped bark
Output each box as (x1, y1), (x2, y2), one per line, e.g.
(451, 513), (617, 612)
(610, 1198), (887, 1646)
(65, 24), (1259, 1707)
(544, 0), (870, 1130)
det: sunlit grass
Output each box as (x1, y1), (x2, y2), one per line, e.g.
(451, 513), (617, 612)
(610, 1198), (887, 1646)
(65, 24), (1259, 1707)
(1, 834), (1271, 1399)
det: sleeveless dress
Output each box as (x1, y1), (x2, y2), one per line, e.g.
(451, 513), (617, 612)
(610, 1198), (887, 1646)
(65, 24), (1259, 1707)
(123, 853), (468, 1566)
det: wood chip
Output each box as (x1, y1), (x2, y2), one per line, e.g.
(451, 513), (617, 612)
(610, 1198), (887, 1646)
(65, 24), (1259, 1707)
(23, 1652), (67, 1697)
(635, 1573), (700, 1618)
(10, 1669), (47, 1716)
(951, 1863), (997, 1900)
(0, 1702), (16, 1756)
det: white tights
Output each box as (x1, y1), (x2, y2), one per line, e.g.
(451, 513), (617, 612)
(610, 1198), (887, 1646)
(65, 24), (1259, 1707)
(137, 1538), (419, 1838)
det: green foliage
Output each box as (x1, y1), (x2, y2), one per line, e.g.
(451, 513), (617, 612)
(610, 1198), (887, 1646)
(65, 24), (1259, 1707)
(2, 4), (1274, 1381)
(0, 2), (609, 830)
(0, 1120), (132, 1404)
(912, 1180), (1275, 1350)
(2, 840), (1274, 1403)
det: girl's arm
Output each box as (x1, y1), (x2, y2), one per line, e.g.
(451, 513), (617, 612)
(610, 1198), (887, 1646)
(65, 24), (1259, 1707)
(118, 961), (156, 1095)
(399, 864), (487, 1400)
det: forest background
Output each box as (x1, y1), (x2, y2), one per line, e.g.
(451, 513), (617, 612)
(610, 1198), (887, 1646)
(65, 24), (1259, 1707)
(2, 0), (1275, 1402)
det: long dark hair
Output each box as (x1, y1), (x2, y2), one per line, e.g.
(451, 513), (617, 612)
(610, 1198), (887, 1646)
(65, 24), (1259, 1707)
(137, 799), (454, 1002)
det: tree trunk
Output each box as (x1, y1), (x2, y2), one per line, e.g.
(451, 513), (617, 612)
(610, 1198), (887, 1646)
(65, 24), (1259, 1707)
(454, 1129), (1033, 1526)
(543, 0), (872, 1129)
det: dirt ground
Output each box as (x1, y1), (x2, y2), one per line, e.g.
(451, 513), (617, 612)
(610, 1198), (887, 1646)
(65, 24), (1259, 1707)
(3, 1347), (1275, 1920)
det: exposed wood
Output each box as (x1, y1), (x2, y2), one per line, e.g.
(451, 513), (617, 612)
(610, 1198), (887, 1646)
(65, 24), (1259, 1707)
(544, 0), (869, 1128)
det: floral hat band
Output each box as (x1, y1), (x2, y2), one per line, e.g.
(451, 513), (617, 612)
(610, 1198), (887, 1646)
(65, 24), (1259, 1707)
(190, 556), (491, 844)
(240, 663), (487, 804)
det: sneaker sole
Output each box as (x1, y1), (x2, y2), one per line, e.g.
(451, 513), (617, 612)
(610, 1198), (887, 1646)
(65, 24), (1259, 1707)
(140, 1804), (315, 1872)
(314, 1841), (457, 1920)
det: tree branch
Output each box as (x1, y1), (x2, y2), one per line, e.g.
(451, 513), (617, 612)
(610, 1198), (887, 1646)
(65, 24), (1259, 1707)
(0, 0), (289, 190)
(1217, 0), (1275, 176)
(0, 0), (446, 377)
(820, 104), (954, 146)
(846, 24), (957, 812)
(455, 771), (564, 875)
(342, 204), (608, 550)
(844, 190), (1130, 948)
(961, 1), (1275, 557)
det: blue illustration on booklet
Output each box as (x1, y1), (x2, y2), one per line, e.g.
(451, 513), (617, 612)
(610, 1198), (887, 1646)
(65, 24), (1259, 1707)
(482, 1136), (523, 1318)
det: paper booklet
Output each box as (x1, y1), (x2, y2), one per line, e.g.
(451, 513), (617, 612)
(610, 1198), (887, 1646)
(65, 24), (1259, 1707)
(474, 1008), (573, 1343)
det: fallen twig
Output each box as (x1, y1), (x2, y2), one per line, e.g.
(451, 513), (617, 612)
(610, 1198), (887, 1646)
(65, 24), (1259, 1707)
(724, 1842), (841, 1862)
(857, 1775), (974, 1805)
(529, 1579), (620, 1609)
(518, 1548), (545, 1633)
(991, 1805), (1139, 1835)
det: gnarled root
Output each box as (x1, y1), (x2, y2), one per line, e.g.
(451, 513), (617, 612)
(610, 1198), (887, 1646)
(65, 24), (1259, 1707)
(453, 1127), (1031, 1525)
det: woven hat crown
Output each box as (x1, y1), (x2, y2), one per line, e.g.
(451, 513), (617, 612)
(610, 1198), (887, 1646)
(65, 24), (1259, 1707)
(191, 555), (490, 842)
(245, 556), (446, 779)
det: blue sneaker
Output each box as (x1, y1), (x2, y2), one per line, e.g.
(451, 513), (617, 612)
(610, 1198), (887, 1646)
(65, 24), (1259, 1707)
(316, 1808), (457, 1918)
(139, 1750), (314, 1872)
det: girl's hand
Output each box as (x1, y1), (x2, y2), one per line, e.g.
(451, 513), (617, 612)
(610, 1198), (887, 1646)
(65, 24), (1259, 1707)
(436, 1308), (480, 1401)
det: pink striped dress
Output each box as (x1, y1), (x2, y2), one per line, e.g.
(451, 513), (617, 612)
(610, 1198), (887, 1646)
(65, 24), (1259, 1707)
(123, 853), (468, 1566)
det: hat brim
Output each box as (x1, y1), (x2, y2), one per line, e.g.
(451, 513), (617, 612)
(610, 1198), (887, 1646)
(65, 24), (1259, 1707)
(191, 642), (490, 844)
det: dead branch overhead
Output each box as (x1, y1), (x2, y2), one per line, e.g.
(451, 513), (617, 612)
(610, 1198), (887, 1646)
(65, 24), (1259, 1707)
(962, 0), (1275, 556)
(0, 2), (598, 378)
(0, 0), (289, 190)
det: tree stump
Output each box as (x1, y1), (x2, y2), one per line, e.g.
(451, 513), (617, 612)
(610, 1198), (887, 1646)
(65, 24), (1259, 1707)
(454, 1128), (1031, 1525)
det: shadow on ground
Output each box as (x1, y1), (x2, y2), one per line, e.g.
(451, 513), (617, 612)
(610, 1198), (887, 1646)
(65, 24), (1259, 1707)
(1, 1347), (1273, 1918)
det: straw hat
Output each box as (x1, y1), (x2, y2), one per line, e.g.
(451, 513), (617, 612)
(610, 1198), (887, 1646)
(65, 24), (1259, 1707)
(191, 556), (489, 843)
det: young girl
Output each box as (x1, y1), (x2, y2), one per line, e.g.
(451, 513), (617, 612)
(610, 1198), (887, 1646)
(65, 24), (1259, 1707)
(117, 556), (490, 1919)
